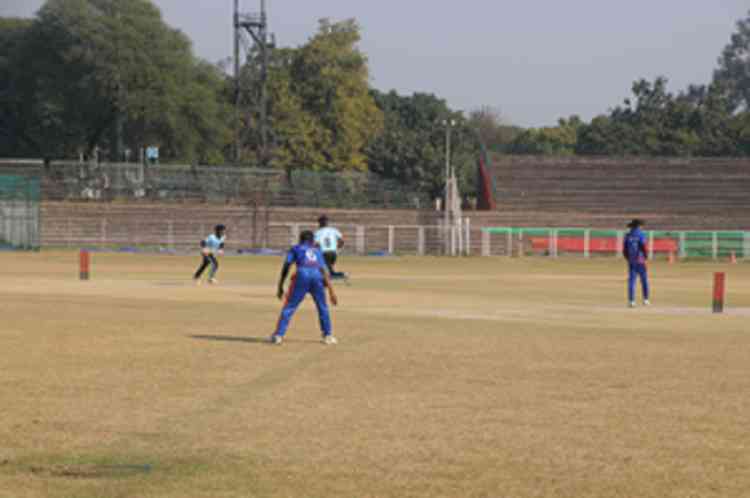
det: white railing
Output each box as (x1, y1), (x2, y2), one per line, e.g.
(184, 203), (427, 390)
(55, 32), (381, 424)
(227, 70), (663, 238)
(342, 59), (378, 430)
(269, 220), (472, 256)
(43, 217), (475, 256)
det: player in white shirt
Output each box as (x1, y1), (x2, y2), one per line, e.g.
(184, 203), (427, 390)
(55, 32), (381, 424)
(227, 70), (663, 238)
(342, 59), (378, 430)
(314, 216), (347, 280)
(193, 224), (226, 285)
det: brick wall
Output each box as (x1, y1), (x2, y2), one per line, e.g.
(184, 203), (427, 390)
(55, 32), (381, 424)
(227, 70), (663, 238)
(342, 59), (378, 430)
(38, 156), (750, 252)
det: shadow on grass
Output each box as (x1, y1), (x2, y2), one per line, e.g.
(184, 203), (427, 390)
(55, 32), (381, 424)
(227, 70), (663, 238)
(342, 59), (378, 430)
(29, 463), (152, 479)
(189, 335), (322, 345)
(190, 335), (270, 344)
(153, 281), (186, 286)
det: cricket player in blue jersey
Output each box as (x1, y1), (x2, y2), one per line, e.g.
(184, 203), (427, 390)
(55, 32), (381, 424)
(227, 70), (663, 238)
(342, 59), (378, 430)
(623, 219), (650, 307)
(193, 224), (226, 285)
(271, 230), (339, 345)
(315, 215), (347, 280)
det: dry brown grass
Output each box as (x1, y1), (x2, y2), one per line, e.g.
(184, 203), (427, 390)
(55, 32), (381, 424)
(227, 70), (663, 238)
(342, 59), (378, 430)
(1, 251), (749, 498)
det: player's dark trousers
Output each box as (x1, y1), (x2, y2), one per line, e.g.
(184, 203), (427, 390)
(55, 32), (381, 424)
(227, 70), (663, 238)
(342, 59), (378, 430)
(628, 263), (649, 302)
(323, 251), (345, 278)
(194, 254), (218, 279)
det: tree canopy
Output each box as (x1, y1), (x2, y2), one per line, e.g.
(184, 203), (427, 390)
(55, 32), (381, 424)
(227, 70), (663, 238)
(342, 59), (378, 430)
(715, 12), (750, 113)
(0, 0), (231, 163)
(2, 2), (750, 197)
(508, 10), (750, 158)
(240, 18), (382, 171)
(0, 17), (35, 156)
(366, 90), (479, 198)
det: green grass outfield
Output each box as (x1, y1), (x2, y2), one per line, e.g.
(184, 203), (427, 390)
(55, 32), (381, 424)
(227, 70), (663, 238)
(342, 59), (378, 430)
(2, 252), (749, 498)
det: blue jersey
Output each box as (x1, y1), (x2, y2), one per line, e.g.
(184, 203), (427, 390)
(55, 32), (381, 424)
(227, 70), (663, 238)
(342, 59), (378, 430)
(623, 229), (647, 265)
(286, 243), (327, 280)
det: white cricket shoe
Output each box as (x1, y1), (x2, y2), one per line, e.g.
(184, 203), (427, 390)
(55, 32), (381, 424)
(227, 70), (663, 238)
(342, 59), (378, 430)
(194, 278), (202, 286)
(269, 335), (283, 345)
(628, 301), (636, 308)
(643, 300), (651, 306)
(208, 278), (218, 285)
(321, 335), (338, 345)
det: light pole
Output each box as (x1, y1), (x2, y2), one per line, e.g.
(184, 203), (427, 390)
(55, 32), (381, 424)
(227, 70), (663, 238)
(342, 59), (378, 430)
(442, 119), (457, 255)
(443, 119), (456, 184)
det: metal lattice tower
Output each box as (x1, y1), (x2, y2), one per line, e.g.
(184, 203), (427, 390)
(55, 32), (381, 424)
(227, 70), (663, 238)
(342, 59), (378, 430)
(234, 0), (275, 166)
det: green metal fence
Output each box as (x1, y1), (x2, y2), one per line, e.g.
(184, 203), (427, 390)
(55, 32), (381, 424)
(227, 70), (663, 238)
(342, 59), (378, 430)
(0, 172), (41, 250)
(481, 227), (749, 260)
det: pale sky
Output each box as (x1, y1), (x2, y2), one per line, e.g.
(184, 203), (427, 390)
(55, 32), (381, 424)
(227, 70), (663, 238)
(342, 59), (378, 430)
(2, 0), (747, 127)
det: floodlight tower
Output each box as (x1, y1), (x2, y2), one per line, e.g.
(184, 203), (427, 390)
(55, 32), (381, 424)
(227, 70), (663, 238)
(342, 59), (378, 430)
(234, 0), (275, 166)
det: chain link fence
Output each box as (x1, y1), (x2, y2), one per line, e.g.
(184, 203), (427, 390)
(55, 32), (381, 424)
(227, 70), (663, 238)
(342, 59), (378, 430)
(39, 162), (428, 209)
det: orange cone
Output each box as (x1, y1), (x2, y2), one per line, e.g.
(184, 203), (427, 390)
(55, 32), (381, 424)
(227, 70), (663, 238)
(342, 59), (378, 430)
(730, 251), (737, 264)
(668, 251), (675, 264)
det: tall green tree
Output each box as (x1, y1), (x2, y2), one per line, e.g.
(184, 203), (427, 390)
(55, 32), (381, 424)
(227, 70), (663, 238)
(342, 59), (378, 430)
(291, 19), (382, 171)
(0, 18), (35, 157)
(240, 18), (382, 171)
(264, 48), (328, 171)
(366, 90), (477, 199)
(714, 9), (750, 112)
(1, 0), (231, 163)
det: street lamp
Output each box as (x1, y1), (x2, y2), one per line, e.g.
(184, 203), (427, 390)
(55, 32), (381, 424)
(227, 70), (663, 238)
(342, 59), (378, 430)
(442, 119), (458, 255)
(442, 119), (457, 182)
